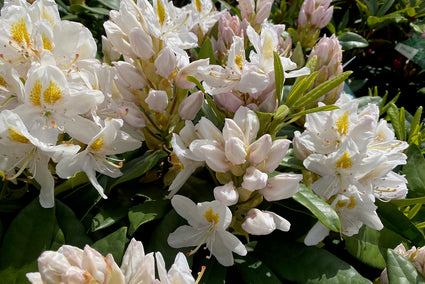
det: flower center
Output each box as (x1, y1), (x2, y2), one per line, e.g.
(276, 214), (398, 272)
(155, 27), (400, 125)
(90, 135), (104, 152)
(43, 81), (62, 105)
(42, 34), (53, 51)
(204, 208), (219, 226)
(335, 151), (352, 169)
(335, 110), (349, 135)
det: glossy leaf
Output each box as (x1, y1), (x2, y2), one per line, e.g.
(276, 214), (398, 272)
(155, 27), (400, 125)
(345, 226), (408, 269)
(386, 249), (425, 283)
(376, 200), (425, 246)
(55, 200), (92, 247)
(274, 51), (284, 105)
(198, 37), (217, 64)
(0, 198), (57, 282)
(255, 239), (371, 283)
(128, 199), (170, 232)
(235, 255), (281, 283)
(403, 144), (425, 197)
(293, 184), (340, 232)
(111, 150), (168, 189)
(338, 32), (369, 50)
(92, 227), (127, 265)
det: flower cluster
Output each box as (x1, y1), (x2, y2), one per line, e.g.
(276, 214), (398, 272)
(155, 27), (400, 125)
(168, 106), (302, 265)
(27, 238), (201, 284)
(0, 0), (142, 208)
(294, 94), (408, 245)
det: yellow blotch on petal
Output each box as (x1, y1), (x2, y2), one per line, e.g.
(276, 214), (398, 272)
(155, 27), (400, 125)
(0, 76), (7, 87)
(43, 81), (62, 104)
(195, 0), (202, 12)
(10, 18), (30, 44)
(41, 7), (55, 26)
(204, 208), (219, 226)
(30, 80), (42, 106)
(335, 110), (349, 135)
(156, 0), (166, 26)
(90, 135), (104, 152)
(235, 54), (243, 69)
(347, 195), (356, 209)
(42, 34), (53, 51)
(8, 126), (30, 144)
(335, 200), (347, 210)
(335, 151), (353, 169)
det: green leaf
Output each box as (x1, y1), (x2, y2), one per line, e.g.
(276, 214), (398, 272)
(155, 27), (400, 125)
(376, 200), (425, 246)
(0, 198), (56, 281)
(128, 199), (170, 232)
(55, 200), (92, 247)
(288, 104), (339, 118)
(403, 144), (425, 197)
(69, 4), (110, 16)
(387, 249), (425, 283)
(235, 255), (282, 283)
(387, 103), (405, 141)
(337, 32), (369, 50)
(198, 37), (217, 64)
(408, 106), (423, 145)
(377, 0), (395, 16)
(147, 210), (189, 268)
(255, 240), (371, 283)
(55, 171), (89, 196)
(285, 71), (319, 107)
(111, 150), (168, 189)
(345, 226), (408, 269)
(293, 184), (340, 232)
(96, 0), (120, 10)
(292, 71), (352, 109)
(367, 14), (407, 26)
(92, 227), (127, 264)
(274, 51), (284, 105)
(91, 204), (129, 232)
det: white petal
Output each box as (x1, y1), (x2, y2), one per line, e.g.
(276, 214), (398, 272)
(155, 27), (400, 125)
(304, 221), (330, 246)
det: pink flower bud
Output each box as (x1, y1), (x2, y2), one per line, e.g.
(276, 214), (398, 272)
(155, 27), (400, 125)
(129, 27), (154, 60)
(237, 0), (255, 20)
(241, 209), (291, 235)
(241, 166), (268, 191)
(178, 91), (204, 120)
(247, 134), (272, 164)
(214, 92), (243, 113)
(255, 0), (273, 23)
(145, 90), (168, 113)
(155, 46), (177, 78)
(263, 139), (291, 173)
(214, 182), (239, 206)
(259, 173), (302, 201)
(114, 61), (147, 90)
(225, 137), (247, 165)
(175, 59), (209, 89)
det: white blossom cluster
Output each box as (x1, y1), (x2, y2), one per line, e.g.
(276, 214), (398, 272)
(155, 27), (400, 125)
(294, 94), (409, 245)
(27, 238), (201, 284)
(0, 0), (142, 208)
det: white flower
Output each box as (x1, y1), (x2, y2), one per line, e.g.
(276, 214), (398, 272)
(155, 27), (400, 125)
(168, 195), (247, 266)
(120, 238), (156, 284)
(56, 118), (142, 199)
(155, 251), (196, 284)
(168, 121), (205, 196)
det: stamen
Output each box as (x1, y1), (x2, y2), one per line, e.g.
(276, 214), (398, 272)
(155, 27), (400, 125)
(187, 227), (213, 256)
(195, 266), (206, 284)
(1, 95), (16, 106)
(7, 148), (35, 180)
(92, 153), (124, 169)
(45, 112), (58, 128)
(172, 13), (190, 31)
(0, 53), (24, 63)
(60, 54), (79, 70)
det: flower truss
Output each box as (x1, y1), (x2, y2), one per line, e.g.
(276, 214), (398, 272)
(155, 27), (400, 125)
(0, 0), (422, 282)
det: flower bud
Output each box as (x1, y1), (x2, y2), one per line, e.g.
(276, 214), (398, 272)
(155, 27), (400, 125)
(259, 172), (302, 201)
(129, 27), (154, 60)
(247, 134), (272, 164)
(214, 182), (239, 206)
(178, 91), (204, 120)
(241, 166), (268, 191)
(242, 209), (291, 235)
(155, 46), (177, 78)
(263, 139), (291, 173)
(225, 137), (247, 165)
(37, 251), (71, 283)
(145, 90), (169, 113)
(114, 61), (147, 90)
